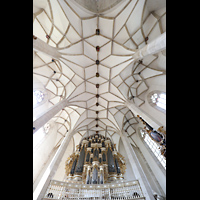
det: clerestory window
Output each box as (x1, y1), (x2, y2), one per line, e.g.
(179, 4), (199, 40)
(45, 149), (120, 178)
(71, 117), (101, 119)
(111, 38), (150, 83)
(33, 90), (44, 106)
(148, 91), (166, 113)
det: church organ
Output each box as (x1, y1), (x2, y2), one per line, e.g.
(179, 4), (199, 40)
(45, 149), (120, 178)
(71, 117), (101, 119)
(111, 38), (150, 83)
(65, 133), (126, 184)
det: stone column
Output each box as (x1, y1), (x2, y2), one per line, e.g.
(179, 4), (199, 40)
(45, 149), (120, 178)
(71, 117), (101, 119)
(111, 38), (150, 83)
(33, 98), (70, 134)
(119, 131), (155, 200)
(132, 32), (166, 61)
(33, 36), (61, 59)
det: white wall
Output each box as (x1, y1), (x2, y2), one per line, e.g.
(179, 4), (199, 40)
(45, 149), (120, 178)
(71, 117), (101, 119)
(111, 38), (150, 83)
(33, 121), (58, 183)
(140, 74), (166, 127)
(33, 75), (61, 184)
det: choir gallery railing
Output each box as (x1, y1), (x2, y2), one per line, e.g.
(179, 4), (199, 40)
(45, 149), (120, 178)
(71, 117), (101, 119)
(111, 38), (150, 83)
(42, 179), (145, 200)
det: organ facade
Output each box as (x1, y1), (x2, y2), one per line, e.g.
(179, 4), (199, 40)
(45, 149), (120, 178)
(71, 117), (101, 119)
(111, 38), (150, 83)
(65, 133), (126, 184)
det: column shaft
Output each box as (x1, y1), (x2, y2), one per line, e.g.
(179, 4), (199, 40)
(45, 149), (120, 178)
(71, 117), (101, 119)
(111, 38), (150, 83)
(33, 99), (70, 134)
(33, 37), (61, 59)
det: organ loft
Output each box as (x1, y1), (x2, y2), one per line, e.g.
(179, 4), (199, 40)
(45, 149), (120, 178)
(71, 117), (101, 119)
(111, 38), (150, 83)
(65, 133), (126, 184)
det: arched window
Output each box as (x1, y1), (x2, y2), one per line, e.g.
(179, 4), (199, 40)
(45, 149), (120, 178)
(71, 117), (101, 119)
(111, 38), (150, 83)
(33, 90), (44, 106)
(147, 91), (166, 113)
(139, 128), (166, 169)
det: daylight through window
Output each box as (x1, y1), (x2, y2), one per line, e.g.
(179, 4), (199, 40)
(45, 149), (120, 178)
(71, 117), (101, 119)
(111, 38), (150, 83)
(33, 90), (44, 106)
(140, 129), (166, 169)
(151, 92), (166, 110)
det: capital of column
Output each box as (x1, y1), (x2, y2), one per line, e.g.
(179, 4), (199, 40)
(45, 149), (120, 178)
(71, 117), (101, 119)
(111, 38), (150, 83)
(132, 32), (166, 61)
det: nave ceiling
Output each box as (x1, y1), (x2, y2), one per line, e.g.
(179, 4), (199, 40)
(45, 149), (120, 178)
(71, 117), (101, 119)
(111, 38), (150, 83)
(33, 0), (166, 150)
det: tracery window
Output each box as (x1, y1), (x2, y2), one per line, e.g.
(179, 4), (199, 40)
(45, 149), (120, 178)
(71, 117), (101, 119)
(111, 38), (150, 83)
(33, 90), (44, 106)
(140, 129), (166, 169)
(148, 91), (166, 113)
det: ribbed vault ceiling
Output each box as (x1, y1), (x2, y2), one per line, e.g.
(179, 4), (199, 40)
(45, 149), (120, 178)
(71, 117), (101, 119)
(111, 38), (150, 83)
(33, 0), (166, 148)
